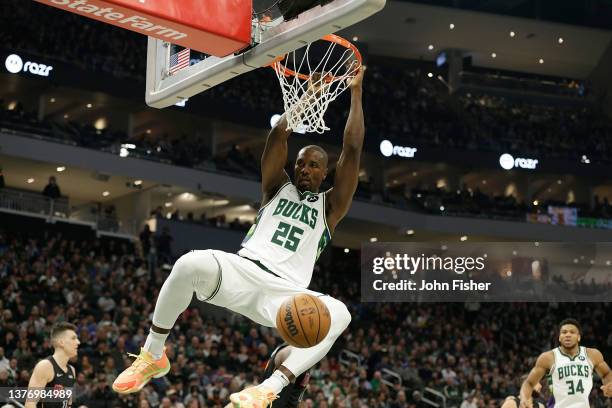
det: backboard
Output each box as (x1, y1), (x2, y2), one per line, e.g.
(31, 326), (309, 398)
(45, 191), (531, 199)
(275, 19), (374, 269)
(145, 0), (385, 108)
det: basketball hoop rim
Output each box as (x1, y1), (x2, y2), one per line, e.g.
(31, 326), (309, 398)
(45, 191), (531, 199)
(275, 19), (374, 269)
(269, 34), (362, 82)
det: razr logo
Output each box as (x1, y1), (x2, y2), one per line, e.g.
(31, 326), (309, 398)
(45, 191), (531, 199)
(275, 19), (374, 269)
(5, 54), (53, 77)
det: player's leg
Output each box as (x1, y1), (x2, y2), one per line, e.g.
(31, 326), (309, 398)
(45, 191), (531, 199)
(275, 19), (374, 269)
(113, 250), (221, 393)
(265, 344), (310, 408)
(230, 295), (350, 407)
(274, 295), (350, 381)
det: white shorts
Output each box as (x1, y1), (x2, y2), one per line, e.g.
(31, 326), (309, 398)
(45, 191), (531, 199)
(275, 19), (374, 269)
(200, 250), (325, 328)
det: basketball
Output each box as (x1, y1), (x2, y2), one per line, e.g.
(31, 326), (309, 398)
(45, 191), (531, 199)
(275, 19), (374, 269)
(276, 294), (331, 348)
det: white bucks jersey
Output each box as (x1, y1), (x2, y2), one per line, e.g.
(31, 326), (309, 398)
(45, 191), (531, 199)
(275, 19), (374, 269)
(238, 182), (331, 287)
(550, 346), (593, 408)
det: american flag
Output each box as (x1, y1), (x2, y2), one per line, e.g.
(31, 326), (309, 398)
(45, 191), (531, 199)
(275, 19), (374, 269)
(169, 48), (190, 75)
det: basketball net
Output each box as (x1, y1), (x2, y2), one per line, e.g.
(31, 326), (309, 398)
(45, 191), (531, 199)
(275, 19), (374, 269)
(271, 34), (361, 134)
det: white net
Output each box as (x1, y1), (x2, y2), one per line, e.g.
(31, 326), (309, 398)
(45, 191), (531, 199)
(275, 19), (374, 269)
(272, 35), (361, 134)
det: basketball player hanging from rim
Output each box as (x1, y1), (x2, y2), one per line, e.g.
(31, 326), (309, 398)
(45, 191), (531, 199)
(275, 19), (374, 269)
(519, 318), (612, 408)
(25, 322), (79, 408)
(112, 66), (366, 406)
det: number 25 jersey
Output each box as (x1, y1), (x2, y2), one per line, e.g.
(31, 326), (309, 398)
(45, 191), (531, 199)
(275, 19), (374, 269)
(238, 182), (331, 288)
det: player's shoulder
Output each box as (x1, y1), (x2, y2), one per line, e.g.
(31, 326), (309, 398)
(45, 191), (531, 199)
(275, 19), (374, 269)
(34, 358), (54, 371)
(33, 358), (55, 381)
(585, 347), (604, 361)
(537, 350), (555, 366)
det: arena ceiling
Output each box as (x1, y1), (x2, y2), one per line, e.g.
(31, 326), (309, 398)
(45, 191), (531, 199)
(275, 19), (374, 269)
(344, 1), (612, 78)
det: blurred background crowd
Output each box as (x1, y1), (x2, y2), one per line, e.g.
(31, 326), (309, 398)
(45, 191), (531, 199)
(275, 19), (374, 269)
(1, 223), (611, 408)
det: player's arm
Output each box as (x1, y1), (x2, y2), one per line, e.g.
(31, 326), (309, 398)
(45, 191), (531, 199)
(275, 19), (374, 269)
(326, 66), (365, 232)
(261, 114), (292, 204)
(520, 352), (553, 408)
(587, 348), (612, 397)
(25, 360), (54, 408)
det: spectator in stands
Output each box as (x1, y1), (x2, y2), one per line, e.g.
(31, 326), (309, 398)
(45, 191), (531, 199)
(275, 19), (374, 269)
(140, 224), (153, 256)
(156, 226), (173, 262)
(42, 176), (61, 199)
(460, 392), (478, 408)
(0, 166), (5, 189)
(0, 348), (8, 373)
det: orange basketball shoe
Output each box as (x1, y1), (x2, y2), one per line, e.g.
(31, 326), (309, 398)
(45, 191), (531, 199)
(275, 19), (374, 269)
(229, 386), (277, 408)
(112, 348), (170, 394)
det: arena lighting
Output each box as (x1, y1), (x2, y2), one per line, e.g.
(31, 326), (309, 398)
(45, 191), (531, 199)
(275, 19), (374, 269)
(491, 52), (497, 58)
(460, 235), (468, 241)
(558, 37), (564, 44)
(352, 36), (359, 41)
(134, 180), (143, 186)
(27, 178), (35, 184)
(440, 206), (445, 211)
(406, 229), (415, 236)
(56, 166), (66, 172)
(449, 23), (454, 29)
(427, 72), (433, 78)
(86, 103), (93, 108)
(94, 117), (107, 130)
(369, 237), (377, 242)
(344, 248), (350, 253)
(428, 44), (434, 50)
(102, 191), (110, 197)
(509, 31), (515, 37)
(539, 58), (544, 64)
(179, 192), (196, 201)
(50, 98), (56, 103)
(533, 200), (539, 206)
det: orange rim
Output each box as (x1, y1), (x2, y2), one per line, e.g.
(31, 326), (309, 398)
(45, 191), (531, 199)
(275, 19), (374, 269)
(269, 34), (362, 82)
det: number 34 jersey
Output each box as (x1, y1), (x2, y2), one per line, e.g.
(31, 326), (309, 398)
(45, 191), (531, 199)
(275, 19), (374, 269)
(550, 346), (594, 408)
(238, 182), (331, 288)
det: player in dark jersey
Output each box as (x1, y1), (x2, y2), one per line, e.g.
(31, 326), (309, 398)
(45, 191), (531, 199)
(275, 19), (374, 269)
(224, 343), (310, 408)
(501, 375), (548, 408)
(25, 322), (79, 408)
(263, 344), (310, 407)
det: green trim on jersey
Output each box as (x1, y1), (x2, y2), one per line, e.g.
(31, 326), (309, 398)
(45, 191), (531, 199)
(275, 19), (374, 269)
(558, 346), (582, 361)
(322, 191), (332, 239)
(315, 191), (332, 260)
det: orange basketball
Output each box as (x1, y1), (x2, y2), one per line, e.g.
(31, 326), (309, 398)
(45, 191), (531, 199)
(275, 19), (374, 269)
(276, 294), (331, 348)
